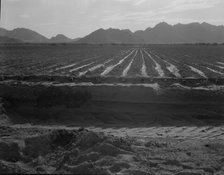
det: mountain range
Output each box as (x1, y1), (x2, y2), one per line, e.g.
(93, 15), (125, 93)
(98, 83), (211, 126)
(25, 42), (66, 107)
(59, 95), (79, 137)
(0, 28), (78, 43)
(1, 22), (224, 44)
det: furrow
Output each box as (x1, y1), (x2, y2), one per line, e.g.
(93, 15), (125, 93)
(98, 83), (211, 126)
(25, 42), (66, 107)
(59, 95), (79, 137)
(217, 61), (224, 66)
(69, 62), (95, 73)
(154, 54), (181, 78)
(122, 50), (138, 77)
(55, 63), (77, 71)
(101, 49), (135, 76)
(188, 65), (207, 78)
(78, 59), (113, 77)
(140, 49), (148, 77)
(206, 67), (224, 76)
(143, 49), (165, 77)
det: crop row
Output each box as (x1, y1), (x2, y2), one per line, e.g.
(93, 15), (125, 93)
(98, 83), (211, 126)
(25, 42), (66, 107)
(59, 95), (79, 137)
(0, 45), (224, 79)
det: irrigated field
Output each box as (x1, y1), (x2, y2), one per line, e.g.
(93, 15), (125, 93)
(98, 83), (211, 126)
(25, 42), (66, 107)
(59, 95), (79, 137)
(1, 44), (224, 79)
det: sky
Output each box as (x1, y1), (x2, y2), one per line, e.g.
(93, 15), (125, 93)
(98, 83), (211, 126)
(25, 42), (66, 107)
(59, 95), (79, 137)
(1, 0), (224, 39)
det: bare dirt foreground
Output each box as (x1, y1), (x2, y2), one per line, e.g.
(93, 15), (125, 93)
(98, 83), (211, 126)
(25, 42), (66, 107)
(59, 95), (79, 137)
(1, 124), (224, 175)
(0, 79), (224, 174)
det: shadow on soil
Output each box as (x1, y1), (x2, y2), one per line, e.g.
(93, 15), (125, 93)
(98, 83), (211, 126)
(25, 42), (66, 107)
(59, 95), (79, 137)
(1, 84), (224, 127)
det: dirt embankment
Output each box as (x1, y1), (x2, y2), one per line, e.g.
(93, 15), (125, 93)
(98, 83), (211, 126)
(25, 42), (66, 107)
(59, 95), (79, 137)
(0, 83), (224, 126)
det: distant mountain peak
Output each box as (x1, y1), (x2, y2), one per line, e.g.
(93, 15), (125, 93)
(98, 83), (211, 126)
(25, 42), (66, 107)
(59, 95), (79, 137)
(50, 34), (72, 43)
(78, 27), (138, 44)
(55, 34), (66, 37)
(189, 22), (201, 26)
(0, 28), (74, 43)
(13, 28), (43, 35)
(103, 28), (132, 33)
(51, 34), (69, 39)
(155, 22), (171, 27)
(13, 27), (28, 31)
(0, 27), (49, 43)
(96, 28), (104, 32)
(145, 27), (152, 31)
(201, 22), (215, 27)
(202, 22), (210, 25)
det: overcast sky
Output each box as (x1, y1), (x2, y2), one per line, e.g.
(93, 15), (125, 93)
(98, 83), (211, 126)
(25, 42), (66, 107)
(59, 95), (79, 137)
(1, 0), (224, 38)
